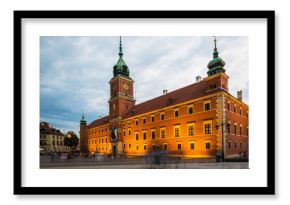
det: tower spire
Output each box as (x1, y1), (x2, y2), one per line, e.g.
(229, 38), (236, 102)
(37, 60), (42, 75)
(119, 36), (123, 57)
(81, 109), (85, 120)
(207, 36), (226, 76)
(80, 110), (86, 125)
(113, 36), (129, 77)
(213, 36), (219, 58)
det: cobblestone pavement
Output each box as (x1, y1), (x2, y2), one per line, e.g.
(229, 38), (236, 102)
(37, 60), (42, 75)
(40, 155), (248, 169)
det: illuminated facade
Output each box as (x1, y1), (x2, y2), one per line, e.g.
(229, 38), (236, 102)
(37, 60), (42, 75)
(79, 37), (249, 159)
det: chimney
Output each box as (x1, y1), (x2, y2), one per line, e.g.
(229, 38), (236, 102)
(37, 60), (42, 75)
(196, 76), (202, 83)
(237, 90), (243, 101)
(163, 89), (168, 95)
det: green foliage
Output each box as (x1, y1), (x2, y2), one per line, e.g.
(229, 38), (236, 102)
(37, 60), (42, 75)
(64, 131), (79, 148)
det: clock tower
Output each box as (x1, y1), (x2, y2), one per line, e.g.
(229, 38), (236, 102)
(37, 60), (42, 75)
(109, 37), (135, 120)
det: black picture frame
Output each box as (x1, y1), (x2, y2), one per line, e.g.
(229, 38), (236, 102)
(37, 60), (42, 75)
(14, 10), (275, 195)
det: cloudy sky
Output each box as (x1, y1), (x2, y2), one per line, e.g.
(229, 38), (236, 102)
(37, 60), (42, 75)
(40, 36), (248, 135)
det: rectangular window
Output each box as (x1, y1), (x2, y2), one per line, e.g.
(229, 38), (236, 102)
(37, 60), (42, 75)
(128, 129), (131, 136)
(204, 100), (211, 111)
(234, 105), (236, 113)
(240, 126), (243, 135)
(174, 109), (179, 117)
(177, 143), (182, 150)
(160, 128), (166, 138)
(190, 142), (195, 150)
(151, 115), (155, 122)
(123, 144), (125, 149)
(151, 130), (156, 139)
(240, 108), (242, 115)
(228, 142), (231, 149)
(123, 131), (125, 136)
(187, 123), (195, 136)
(142, 117), (146, 124)
(143, 131), (147, 140)
(204, 121), (212, 134)
(136, 146), (139, 150)
(174, 125), (180, 137)
(135, 119), (138, 125)
(135, 132), (139, 141)
(227, 102), (230, 110)
(128, 121), (130, 126)
(227, 124), (231, 134)
(129, 144), (131, 149)
(163, 144), (168, 150)
(160, 113), (165, 120)
(188, 106), (193, 114)
(205, 142), (211, 150)
(234, 125), (237, 135)
(144, 145), (147, 150)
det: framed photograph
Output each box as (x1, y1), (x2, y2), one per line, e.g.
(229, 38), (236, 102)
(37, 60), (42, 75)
(14, 10), (275, 195)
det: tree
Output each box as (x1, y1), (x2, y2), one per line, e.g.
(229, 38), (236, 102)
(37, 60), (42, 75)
(64, 131), (79, 153)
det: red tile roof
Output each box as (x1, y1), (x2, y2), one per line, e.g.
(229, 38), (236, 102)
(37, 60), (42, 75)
(87, 80), (223, 129)
(123, 80), (219, 119)
(40, 122), (64, 136)
(88, 115), (109, 128)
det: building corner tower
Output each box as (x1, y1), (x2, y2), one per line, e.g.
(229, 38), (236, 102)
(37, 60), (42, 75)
(108, 37), (135, 155)
(79, 113), (88, 154)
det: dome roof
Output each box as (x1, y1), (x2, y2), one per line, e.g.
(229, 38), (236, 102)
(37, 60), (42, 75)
(207, 56), (226, 69)
(80, 114), (87, 125)
(114, 56), (129, 77)
(113, 37), (130, 77)
(207, 37), (226, 76)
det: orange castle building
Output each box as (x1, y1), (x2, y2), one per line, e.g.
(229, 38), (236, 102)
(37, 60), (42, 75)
(79, 37), (249, 160)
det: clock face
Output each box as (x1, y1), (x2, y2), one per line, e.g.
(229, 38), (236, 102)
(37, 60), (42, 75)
(123, 82), (129, 90)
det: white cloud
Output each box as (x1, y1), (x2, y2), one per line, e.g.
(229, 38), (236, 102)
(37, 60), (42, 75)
(40, 36), (249, 133)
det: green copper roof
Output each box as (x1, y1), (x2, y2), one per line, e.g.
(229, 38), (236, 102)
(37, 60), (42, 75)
(208, 57), (225, 68)
(116, 57), (127, 69)
(80, 113), (87, 125)
(113, 36), (130, 77)
(207, 37), (226, 76)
